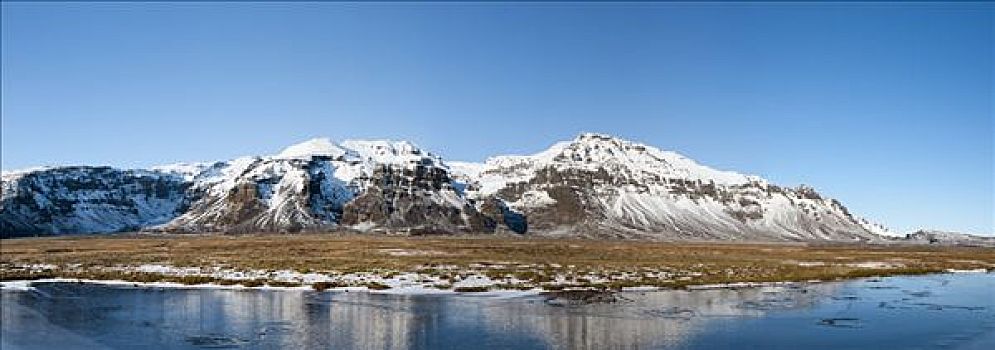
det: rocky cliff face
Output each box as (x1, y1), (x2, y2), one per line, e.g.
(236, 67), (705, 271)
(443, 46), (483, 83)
(448, 134), (882, 241)
(153, 139), (503, 234)
(1, 167), (188, 235)
(2, 134), (901, 241)
(338, 164), (492, 234)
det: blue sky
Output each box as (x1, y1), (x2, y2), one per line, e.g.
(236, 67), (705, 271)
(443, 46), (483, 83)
(2, 2), (992, 235)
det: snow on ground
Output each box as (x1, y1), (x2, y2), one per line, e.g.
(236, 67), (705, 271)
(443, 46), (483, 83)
(846, 261), (905, 269)
(378, 249), (447, 257)
(944, 268), (989, 273)
(5, 261), (989, 295)
(0, 263), (666, 295)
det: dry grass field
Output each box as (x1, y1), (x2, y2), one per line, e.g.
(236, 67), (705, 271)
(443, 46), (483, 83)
(2, 233), (994, 290)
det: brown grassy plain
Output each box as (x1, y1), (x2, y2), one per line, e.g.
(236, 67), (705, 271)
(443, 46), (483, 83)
(2, 233), (993, 289)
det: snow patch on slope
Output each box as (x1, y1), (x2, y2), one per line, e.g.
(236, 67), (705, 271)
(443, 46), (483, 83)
(341, 139), (439, 166)
(150, 163), (211, 181)
(857, 218), (902, 238)
(510, 190), (557, 208)
(277, 138), (350, 159)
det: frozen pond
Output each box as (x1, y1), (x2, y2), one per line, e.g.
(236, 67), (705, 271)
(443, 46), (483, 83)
(2, 273), (993, 349)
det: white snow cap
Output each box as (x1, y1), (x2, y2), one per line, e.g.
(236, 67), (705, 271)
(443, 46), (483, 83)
(277, 138), (349, 159)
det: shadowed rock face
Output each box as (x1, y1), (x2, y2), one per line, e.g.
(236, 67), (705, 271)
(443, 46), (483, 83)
(476, 197), (527, 234)
(339, 165), (490, 233)
(0, 134), (931, 241)
(0, 167), (189, 237)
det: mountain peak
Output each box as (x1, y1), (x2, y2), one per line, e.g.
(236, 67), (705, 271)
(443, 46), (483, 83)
(569, 132), (634, 150)
(277, 138), (349, 159)
(575, 132), (619, 141)
(533, 133), (750, 185)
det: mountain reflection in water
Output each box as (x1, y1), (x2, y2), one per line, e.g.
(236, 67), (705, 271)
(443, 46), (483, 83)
(2, 273), (993, 350)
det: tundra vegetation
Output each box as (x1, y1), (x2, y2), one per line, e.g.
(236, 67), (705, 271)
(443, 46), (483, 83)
(1, 234), (992, 291)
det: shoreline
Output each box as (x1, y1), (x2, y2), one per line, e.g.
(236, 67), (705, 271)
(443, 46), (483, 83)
(3, 268), (989, 296)
(0, 278), (544, 297)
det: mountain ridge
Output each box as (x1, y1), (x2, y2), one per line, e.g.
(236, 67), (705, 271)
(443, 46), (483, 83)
(0, 133), (954, 242)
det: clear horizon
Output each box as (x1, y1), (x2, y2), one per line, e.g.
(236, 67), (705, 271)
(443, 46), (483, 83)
(2, 2), (992, 235)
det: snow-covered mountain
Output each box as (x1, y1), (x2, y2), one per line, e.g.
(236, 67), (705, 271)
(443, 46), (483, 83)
(1, 133), (903, 241)
(449, 133), (884, 241)
(1, 138), (509, 237)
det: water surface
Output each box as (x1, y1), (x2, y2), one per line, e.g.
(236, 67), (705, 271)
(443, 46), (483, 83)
(2, 273), (992, 349)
